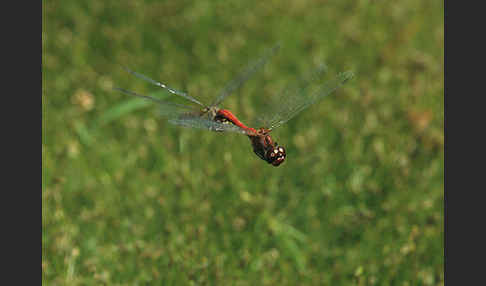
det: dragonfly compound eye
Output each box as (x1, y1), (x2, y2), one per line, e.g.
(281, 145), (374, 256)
(267, 146), (286, 166)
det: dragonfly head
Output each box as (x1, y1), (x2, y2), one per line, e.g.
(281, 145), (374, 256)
(266, 143), (286, 166)
(250, 131), (285, 166)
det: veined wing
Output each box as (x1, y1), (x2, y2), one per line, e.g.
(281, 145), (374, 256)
(258, 66), (354, 130)
(209, 44), (280, 108)
(121, 66), (206, 107)
(115, 87), (247, 134)
(169, 115), (248, 134)
(114, 87), (195, 118)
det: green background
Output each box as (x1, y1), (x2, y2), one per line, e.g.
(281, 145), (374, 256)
(43, 0), (444, 284)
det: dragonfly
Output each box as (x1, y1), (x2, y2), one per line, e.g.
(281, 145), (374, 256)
(115, 44), (354, 166)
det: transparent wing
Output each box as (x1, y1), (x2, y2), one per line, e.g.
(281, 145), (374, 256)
(168, 116), (248, 134)
(114, 87), (195, 118)
(121, 66), (206, 107)
(115, 87), (247, 134)
(209, 44), (280, 108)
(258, 67), (354, 130)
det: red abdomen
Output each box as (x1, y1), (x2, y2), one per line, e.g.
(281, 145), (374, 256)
(216, 109), (256, 133)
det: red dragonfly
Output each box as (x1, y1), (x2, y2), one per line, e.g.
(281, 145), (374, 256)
(115, 45), (353, 166)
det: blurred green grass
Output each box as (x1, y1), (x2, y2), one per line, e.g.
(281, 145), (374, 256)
(43, 0), (443, 284)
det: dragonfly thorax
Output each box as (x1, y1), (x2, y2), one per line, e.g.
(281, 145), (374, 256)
(202, 107), (220, 120)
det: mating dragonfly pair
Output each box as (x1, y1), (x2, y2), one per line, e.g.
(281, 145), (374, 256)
(115, 45), (353, 166)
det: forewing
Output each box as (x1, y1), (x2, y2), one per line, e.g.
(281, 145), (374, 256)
(114, 87), (195, 118)
(121, 66), (206, 107)
(258, 67), (354, 130)
(210, 44), (280, 107)
(115, 87), (247, 134)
